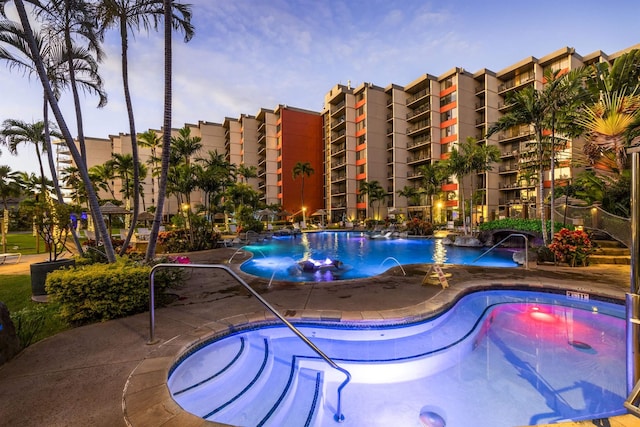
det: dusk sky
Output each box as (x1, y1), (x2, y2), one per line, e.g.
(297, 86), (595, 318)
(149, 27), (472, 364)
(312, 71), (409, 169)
(1, 0), (638, 176)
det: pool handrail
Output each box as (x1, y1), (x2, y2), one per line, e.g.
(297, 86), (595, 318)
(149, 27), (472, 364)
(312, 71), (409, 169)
(148, 263), (350, 423)
(472, 233), (529, 268)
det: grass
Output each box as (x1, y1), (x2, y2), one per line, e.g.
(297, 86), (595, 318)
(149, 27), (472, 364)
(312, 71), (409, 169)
(0, 274), (70, 346)
(2, 232), (45, 256)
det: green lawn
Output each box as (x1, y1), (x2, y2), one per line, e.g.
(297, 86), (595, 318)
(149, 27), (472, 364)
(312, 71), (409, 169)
(2, 233), (45, 256)
(0, 274), (70, 346)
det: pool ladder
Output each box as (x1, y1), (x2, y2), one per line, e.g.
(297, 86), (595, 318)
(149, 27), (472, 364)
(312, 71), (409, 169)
(148, 263), (351, 423)
(472, 233), (529, 269)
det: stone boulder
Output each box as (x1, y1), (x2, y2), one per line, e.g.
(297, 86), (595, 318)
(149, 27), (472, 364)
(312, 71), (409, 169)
(0, 301), (21, 365)
(513, 250), (527, 265)
(452, 235), (484, 247)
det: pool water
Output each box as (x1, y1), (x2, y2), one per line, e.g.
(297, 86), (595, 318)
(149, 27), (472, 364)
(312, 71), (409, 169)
(168, 290), (626, 427)
(240, 231), (518, 281)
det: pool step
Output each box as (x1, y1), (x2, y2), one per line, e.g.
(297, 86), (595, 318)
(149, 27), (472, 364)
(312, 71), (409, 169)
(171, 335), (325, 426)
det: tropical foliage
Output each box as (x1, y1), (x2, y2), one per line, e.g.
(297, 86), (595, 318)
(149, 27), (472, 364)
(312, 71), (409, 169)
(548, 228), (595, 267)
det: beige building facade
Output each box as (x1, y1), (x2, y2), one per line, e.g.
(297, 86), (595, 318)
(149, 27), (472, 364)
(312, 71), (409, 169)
(61, 43), (639, 226)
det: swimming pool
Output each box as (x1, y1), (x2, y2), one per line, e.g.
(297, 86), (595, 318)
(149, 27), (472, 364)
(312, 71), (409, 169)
(168, 289), (626, 427)
(239, 231), (518, 281)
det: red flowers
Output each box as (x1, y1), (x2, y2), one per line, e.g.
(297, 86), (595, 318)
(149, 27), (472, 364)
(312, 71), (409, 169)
(548, 228), (594, 266)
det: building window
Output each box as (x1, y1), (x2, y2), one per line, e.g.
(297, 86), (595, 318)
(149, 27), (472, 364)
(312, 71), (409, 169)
(356, 119), (366, 132)
(356, 149), (366, 161)
(441, 76), (454, 90)
(356, 105), (365, 116)
(440, 108), (456, 122)
(441, 124), (456, 138)
(357, 135), (366, 145)
(440, 92), (456, 107)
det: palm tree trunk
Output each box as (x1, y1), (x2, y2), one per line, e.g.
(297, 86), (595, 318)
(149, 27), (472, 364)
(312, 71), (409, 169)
(146, 0), (172, 261)
(549, 112), (556, 243)
(44, 95), (84, 255)
(118, 18), (140, 254)
(536, 129), (548, 246)
(14, 0), (116, 262)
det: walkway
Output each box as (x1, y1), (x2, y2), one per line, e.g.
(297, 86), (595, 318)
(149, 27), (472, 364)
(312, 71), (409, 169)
(0, 249), (637, 426)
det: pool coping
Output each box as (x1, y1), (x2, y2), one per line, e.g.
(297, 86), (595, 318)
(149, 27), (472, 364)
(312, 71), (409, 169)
(122, 276), (630, 427)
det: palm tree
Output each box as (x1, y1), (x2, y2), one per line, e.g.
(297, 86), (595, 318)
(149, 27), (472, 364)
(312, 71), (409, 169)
(578, 90), (640, 172)
(138, 129), (162, 205)
(468, 139), (500, 230)
(442, 141), (476, 235)
(89, 163), (116, 199)
(196, 150), (235, 231)
(417, 161), (448, 223)
(292, 161), (314, 214)
(29, 0), (105, 167)
(0, 17), (106, 257)
(487, 86), (551, 243)
(0, 119), (50, 193)
(95, 0), (193, 257)
(359, 180), (386, 221)
(237, 164), (257, 184)
(396, 185), (419, 219)
(3, 0), (116, 261)
(0, 165), (20, 253)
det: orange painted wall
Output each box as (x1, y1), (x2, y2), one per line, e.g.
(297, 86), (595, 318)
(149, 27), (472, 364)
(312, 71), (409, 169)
(280, 108), (324, 215)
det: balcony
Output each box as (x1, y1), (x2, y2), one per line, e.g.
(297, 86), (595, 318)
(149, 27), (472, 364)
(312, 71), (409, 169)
(330, 101), (346, 116)
(406, 104), (431, 121)
(331, 116), (346, 130)
(498, 73), (535, 94)
(407, 154), (431, 165)
(406, 89), (429, 107)
(406, 119), (430, 136)
(407, 134), (431, 149)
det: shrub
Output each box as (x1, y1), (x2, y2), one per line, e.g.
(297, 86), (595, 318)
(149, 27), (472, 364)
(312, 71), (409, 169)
(478, 218), (571, 235)
(45, 257), (184, 325)
(10, 305), (49, 349)
(404, 218), (433, 236)
(548, 228), (595, 267)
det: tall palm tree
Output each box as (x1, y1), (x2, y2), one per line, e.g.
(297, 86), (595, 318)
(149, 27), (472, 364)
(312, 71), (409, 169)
(96, 0), (193, 255)
(30, 0), (105, 168)
(396, 185), (419, 219)
(443, 143), (473, 235)
(147, 0), (194, 260)
(88, 162), (116, 199)
(237, 164), (257, 184)
(418, 161), (448, 223)
(0, 17), (106, 257)
(487, 86), (551, 243)
(3, 0), (116, 261)
(468, 139), (500, 230)
(138, 129), (161, 205)
(359, 180), (386, 221)
(292, 161), (314, 214)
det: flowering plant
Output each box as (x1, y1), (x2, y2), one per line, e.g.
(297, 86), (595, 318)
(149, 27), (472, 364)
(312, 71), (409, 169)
(548, 228), (595, 267)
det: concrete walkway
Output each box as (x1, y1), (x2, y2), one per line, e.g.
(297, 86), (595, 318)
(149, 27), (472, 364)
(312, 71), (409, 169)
(0, 249), (637, 426)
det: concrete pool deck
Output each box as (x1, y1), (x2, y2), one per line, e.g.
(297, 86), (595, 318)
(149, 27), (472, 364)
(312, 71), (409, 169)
(0, 248), (638, 426)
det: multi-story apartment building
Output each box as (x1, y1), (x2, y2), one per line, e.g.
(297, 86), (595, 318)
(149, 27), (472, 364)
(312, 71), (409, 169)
(61, 43), (639, 227)
(64, 106), (323, 221)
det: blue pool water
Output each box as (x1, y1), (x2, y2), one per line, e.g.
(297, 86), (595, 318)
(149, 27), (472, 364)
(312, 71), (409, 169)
(240, 231), (518, 281)
(168, 289), (626, 427)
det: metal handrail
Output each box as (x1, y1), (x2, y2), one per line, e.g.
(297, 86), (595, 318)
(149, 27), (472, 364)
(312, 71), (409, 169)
(472, 233), (529, 269)
(148, 263), (350, 422)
